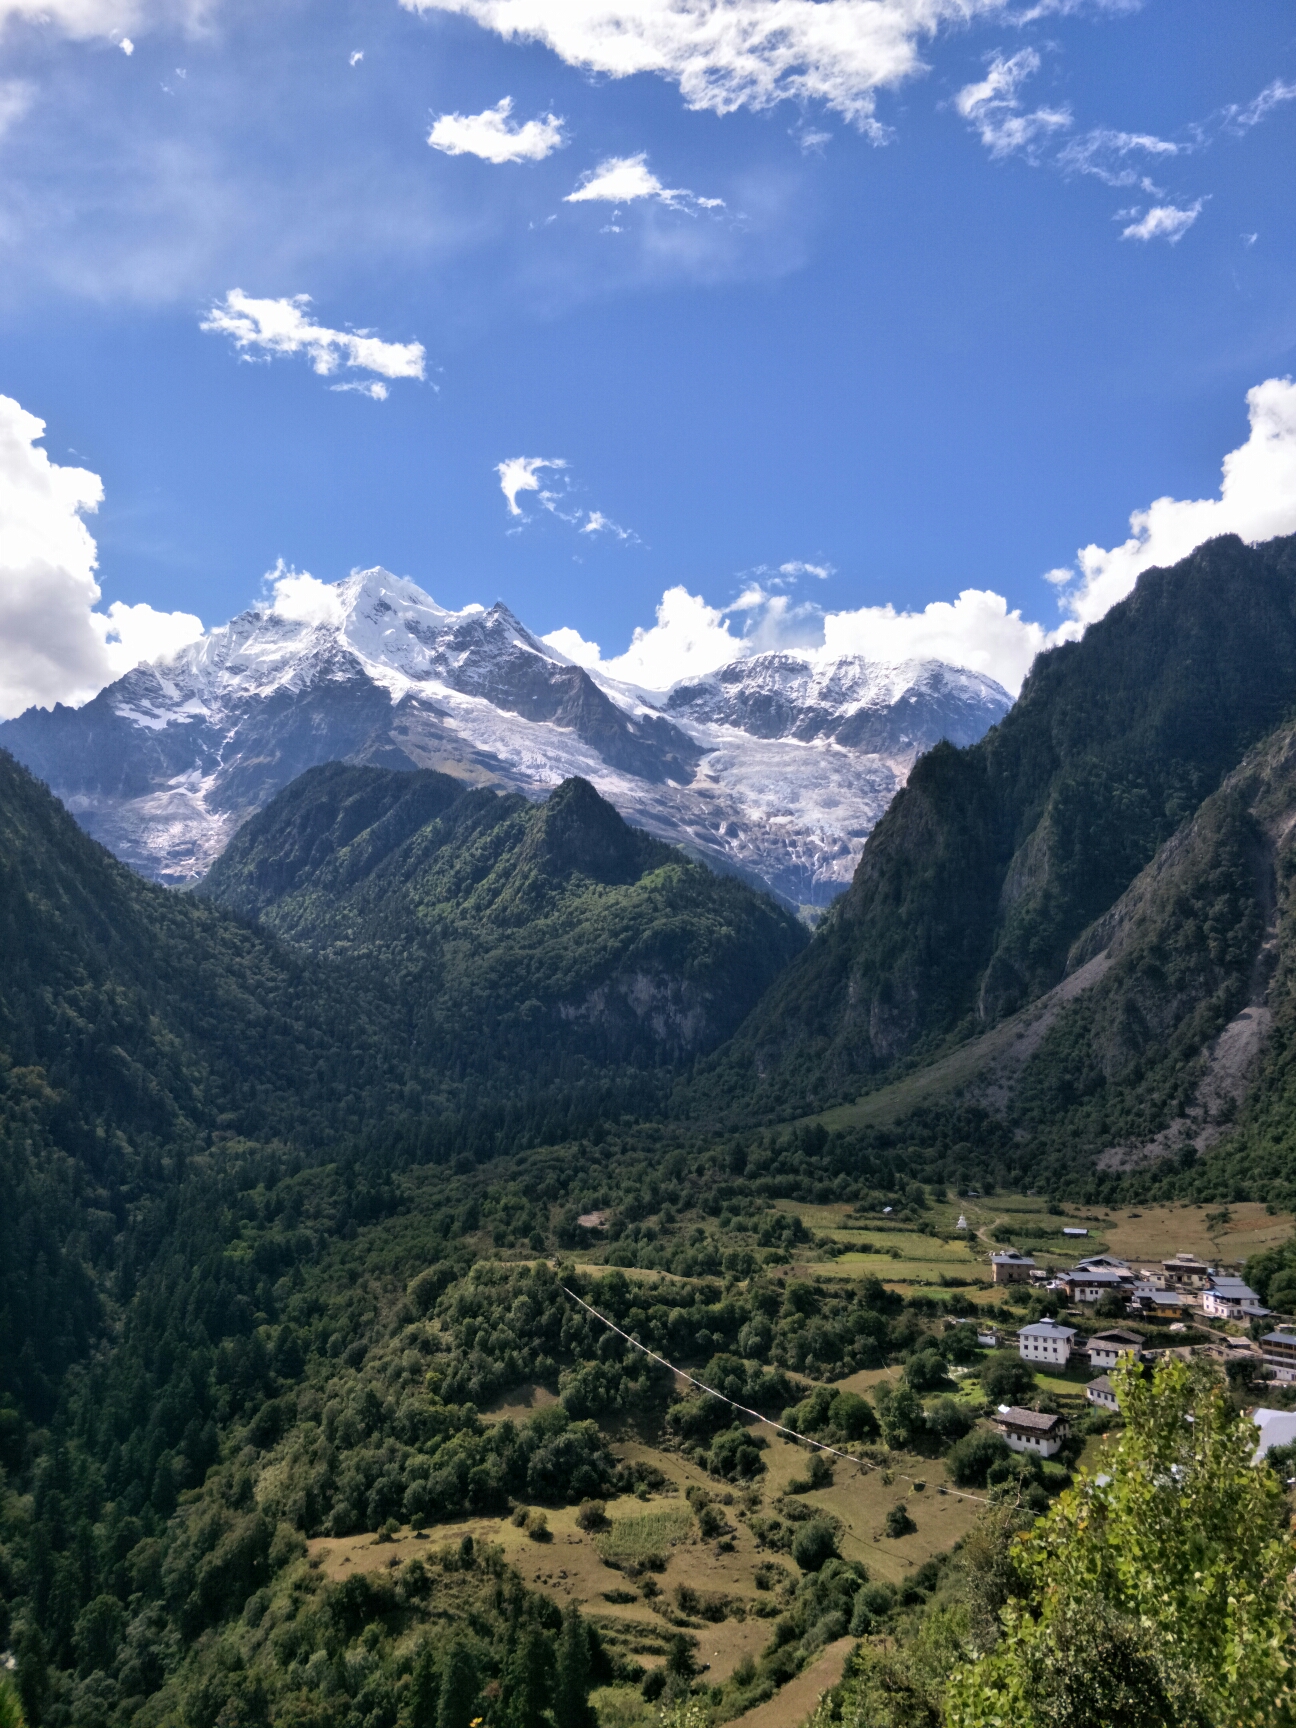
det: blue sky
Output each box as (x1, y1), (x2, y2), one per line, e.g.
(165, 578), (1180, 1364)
(1, 0), (1294, 713)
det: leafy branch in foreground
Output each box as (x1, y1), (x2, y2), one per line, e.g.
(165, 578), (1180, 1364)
(944, 1356), (1296, 1728)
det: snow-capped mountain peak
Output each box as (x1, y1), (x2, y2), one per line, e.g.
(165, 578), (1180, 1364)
(0, 567), (1012, 907)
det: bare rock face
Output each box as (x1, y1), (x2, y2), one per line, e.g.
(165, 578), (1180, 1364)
(0, 567), (1011, 907)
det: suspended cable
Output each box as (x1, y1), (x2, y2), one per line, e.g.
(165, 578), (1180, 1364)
(560, 1283), (988, 1505)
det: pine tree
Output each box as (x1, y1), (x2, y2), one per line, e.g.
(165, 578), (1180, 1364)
(502, 1625), (553, 1728)
(409, 1639), (439, 1728)
(437, 1641), (478, 1728)
(553, 1602), (593, 1728)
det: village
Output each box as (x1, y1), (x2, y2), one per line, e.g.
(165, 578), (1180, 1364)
(981, 1241), (1296, 1465)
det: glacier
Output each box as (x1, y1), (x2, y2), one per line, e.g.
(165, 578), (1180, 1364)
(0, 567), (1012, 909)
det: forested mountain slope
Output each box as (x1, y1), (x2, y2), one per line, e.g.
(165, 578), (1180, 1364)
(201, 765), (808, 1072)
(698, 533), (1296, 1119)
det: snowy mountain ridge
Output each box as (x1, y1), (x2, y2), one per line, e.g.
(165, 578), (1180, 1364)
(0, 567), (1012, 909)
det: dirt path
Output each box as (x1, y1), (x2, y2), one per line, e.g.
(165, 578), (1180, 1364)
(726, 1637), (854, 1728)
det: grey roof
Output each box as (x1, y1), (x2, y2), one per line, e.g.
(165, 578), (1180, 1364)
(1087, 1375), (1116, 1395)
(996, 1406), (1066, 1433)
(1067, 1267), (1129, 1284)
(1089, 1329), (1142, 1346)
(1209, 1277), (1260, 1300)
(991, 1251), (1034, 1264)
(1019, 1320), (1077, 1338)
(1262, 1332), (1296, 1348)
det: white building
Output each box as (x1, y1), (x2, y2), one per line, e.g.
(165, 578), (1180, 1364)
(994, 1406), (1069, 1457)
(1252, 1407), (1296, 1463)
(1087, 1329), (1143, 1370)
(1086, 1375), (1119, 1411)
(1260, 1332), (1296, 1383)
(1017, 1320), (1077, 1366)
(1202, 1277), (1268, 1320)
(1064, 1267), (1133, 1305)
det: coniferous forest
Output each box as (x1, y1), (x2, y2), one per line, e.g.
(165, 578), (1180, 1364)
(5, 539), (1296, 1728)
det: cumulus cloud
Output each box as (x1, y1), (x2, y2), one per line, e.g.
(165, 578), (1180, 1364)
(954, 48), (1071, 159)
(1119, 201), (1202, 243)
(497, 454), (566, 515)
(1051, 375), (1296, 627)
(779, 559), (833, 579)
(0, 394), (203, 718)
(200, 291), (426, 396)
(400, 0), (1012, 132)
(541, 378), (1296, 699)
(428, 96), (565, 163)
(565, 152), (721, 209)
(264, 560), (346, 626)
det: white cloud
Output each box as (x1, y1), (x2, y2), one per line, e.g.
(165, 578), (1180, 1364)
(401, 0), (1013, 132)
(954, 49), (1070, 159)
(200, 290), (426, 392)
(100, 597), (205, 670)
(349, 49), (363, 65)
(265, 560), (346, 627)
(1221, 77), (1296, 134)
(1120, 201), (1201, 243)
(1053, 375), (1296, 627)
(0, 79), (32, 139)
(580, 509), (635, 539)
(0, 393), (202, 718)
(779, 559), (833, 579)
(579, 585), (746, 686)
(822, 589), (1057, 693)
(1057, 126), (1178, 188)
(0, 0), (204, 42)
(497, 454), (565, 515)
(429, 96), (565, 164)
(542, 624), (602, 667)
(540, 377), (1296, 699)
(565, 152), (721, 209)
(120, 34), (133, 51)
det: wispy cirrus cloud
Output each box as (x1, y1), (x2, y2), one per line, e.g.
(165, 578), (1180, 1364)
(496, 455), (636, 540)
(954, 48), (1070, 159)
(1057, 126), (1179, 189)
(564, 152), (723, 211)
(428, 96), (566, 164)
(1220, 76), (1296, 135)
(1119, 201), (1202, 244)
(200, 291), (426, 399)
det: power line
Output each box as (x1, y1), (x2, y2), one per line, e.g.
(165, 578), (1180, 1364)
(560, 1284), (988, 1506)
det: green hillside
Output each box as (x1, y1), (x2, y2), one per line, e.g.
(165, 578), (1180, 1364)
(696, 532), (1296, 1121)
(202, 765), (807, 1074)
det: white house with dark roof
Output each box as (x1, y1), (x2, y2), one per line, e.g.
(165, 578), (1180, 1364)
(1017, 1320), (1077, 1366)
(1202, 1277), (1268, 1320)
(1086, 1375), (1119, 1411)
(1261, 1332), (1296, 1383)
(1064, 1266), (1133, 1304)
(993, 1406), (1070, 1457)
(1087, 1329), (1143, 1370)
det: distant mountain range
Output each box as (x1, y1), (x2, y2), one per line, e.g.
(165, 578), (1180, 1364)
(0, 567), (1011, 907)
